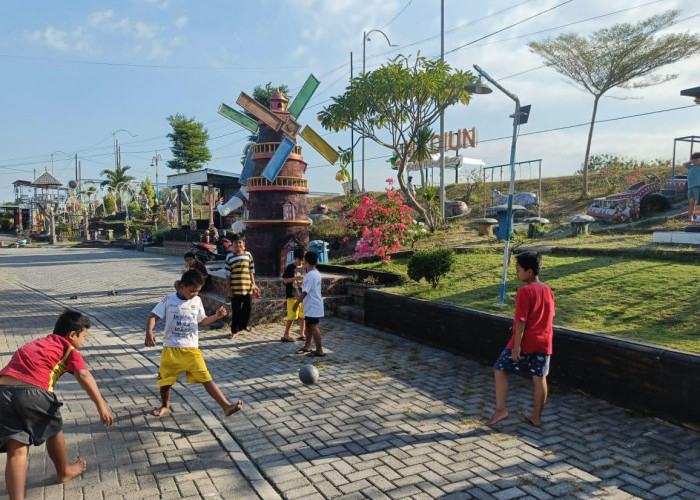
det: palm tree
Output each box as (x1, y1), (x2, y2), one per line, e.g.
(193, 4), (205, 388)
(100, 165), (135, 210)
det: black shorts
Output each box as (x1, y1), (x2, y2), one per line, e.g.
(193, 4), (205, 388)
(0, 385), (63, 453)
(305, 316), (321, 325)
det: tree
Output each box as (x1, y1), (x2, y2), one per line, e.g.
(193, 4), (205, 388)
(166, 114), (212, 222)
(529, 11), (700, 196)
(139, 177), (156, 207)
(100, 164), (135, 210)
(319, 55), (475, 231)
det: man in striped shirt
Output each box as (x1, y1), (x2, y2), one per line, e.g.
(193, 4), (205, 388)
(225, 237), (258, 338)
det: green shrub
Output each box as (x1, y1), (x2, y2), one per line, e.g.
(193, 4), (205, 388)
(309, 216), (347, 239)
(407, 248), (456, 288)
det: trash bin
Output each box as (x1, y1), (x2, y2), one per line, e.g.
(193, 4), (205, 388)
(308, 240), (329, 263)
(107, 229), (114, 240)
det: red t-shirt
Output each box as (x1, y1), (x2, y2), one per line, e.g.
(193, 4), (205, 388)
(508, 282), (555, 354)
(0, 334), (87, 391)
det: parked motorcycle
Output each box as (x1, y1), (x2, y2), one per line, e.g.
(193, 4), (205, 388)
(191, 237), (231, 262)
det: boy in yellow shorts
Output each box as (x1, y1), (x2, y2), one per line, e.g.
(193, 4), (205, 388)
(145, 269), (243, 418)
(281, 249), (306, 342)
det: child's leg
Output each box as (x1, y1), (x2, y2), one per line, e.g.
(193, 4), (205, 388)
(45, 431), (87, 484)
(282, 319), (293, 339)
(5, 439), (29, 500)
(240, 294), (252, 331)
(153, 385), (172, 416)
(486, 369), (509, 426)
(528, 376), (548, 427)
(202, 380), (243, 417)
(298, 318), (306, 340)
(310, 324), (323, 354)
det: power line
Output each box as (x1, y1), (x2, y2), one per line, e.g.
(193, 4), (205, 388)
(305, 104), (699, 168)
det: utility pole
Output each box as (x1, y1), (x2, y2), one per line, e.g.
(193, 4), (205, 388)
(350, 51), (355, 192)
(74, 154), (79, 189)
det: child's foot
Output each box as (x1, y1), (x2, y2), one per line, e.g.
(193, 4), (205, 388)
(244, 327), (253, 332)
(486, 410), (509, 426)
(224, 399), (244, 416)
(152, 406), (170, 417)
(281, 336), (295, 342)
(306, 350), (326, 357)
(56, 458), (87, 484)
(525, 415), (541, 428)
(295, 347), (312, 354)
(297, 336), (306, 341)
(230, 332), (238, 339)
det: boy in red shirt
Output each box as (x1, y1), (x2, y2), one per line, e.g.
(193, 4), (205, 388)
(487, 252), (555, 428)
(0, 310), (113, 499)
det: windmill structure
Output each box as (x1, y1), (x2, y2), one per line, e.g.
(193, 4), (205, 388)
(217, 75), (339, 276)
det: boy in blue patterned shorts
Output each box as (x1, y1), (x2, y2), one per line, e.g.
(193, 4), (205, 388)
(486, 252), (555, 428)
(146, 269), (243, 418)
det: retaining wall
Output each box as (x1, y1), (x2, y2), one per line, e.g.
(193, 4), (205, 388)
(365, 289), (700, 429)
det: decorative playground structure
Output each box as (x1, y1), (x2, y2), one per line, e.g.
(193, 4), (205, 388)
(216, 75), (340, 276)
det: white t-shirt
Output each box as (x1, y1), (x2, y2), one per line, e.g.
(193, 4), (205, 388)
(302, 268), (324, 318)
(151, 292), (207, 348)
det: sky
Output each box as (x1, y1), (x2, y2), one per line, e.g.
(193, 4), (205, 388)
(1, 0), (699, 204)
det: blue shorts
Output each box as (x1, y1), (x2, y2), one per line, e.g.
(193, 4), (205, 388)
(689, 185), (700, 201)
(493, 347), (550, 378)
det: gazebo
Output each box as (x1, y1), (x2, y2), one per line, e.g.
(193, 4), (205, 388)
(29, 170), (64, 234)
(166, 168), (241, 229)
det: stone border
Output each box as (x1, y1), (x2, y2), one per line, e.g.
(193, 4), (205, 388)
(364, 289), (700, 429)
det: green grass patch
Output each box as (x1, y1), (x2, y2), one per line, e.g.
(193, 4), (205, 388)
(363, 253), (699, 353)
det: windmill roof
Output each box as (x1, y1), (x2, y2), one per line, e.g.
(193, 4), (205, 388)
(31, 171), (62, 187)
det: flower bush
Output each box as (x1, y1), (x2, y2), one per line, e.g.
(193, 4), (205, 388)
(343, 181), (417, 262)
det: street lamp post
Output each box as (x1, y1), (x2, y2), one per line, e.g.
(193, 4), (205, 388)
(471, 64), (529, 306)
(362, 28), (396, 192)
(151, 152), (162, 200)
(112, 129), (137, 169)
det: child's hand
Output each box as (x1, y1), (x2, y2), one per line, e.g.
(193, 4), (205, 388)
(510, 345), (521, 362)
(145, 332), (156, 347)
(216, 306), (227, 319)
(98, 402), (114, 428)
(292, 302), (299, 312)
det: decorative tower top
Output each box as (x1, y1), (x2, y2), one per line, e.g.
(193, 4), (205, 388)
(269, 91), (289, 112)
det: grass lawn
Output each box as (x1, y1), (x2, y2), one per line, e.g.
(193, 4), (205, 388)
(356, 252), (700, 354)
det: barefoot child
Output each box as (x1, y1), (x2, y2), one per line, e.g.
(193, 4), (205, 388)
(281, 248), (306, 342)
(487, 251), (555, 428)
(294, 251), (325, 357)
(146, 269), (243, 418)
(0, 310), (113, 499)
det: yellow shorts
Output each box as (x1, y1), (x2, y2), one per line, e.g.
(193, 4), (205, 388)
(286, 298), (304, 320)
(157, 347), (212, 387)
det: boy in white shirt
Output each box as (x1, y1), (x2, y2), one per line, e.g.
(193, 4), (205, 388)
(145, 269), (243, 417)
(293, 252), (325, 357)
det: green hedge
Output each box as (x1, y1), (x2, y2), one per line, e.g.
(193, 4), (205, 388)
(407, 248), (456, 289)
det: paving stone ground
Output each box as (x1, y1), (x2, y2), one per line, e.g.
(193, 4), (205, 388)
(0, 246), (698, 500)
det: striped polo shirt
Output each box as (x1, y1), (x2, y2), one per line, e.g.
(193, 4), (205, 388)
(225, 251), (255, 295)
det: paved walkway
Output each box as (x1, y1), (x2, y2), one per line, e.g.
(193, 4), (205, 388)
(0, 246), (698, 500)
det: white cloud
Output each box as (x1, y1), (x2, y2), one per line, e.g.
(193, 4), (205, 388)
(26, 9), (182, 61)
(27, 25), (94, 54)
(174, 16), (188, 29)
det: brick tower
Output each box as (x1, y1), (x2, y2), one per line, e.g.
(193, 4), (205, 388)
(244, 92), (310, 276)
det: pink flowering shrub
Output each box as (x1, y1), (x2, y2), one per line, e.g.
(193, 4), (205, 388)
(343, 181), (417, 262)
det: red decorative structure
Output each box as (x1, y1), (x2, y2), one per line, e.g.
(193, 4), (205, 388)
(245, 92), (309, 276)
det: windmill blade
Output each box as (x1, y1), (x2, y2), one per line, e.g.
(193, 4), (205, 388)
(218, 103), (258, 134)
(239, 147), (255, 185)
(288, 74), (320, 119)
(237, 92), (284, 132)
(300, 126), (339, 165)
(261, 137), (295, 183)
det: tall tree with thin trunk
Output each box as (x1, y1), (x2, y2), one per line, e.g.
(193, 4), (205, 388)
(166, 114), (211, 224)
(528, 11), (700, 195)
(319, 55), (475, 231)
